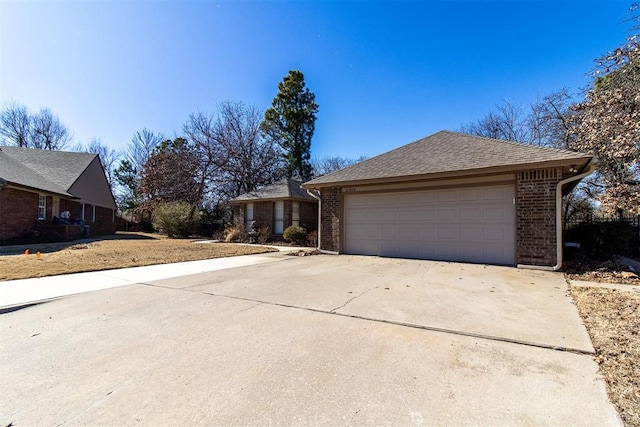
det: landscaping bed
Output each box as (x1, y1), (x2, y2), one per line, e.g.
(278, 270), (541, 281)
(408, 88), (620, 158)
(0, 232), (277, 281)
(571, 286), (640, 426)
(566, 256), (640, 426)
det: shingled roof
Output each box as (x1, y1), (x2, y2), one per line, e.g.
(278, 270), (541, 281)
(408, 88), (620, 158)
(231, 178), (317, 202)
(0, 146), (98, 197)
(303, 130), (592, 188)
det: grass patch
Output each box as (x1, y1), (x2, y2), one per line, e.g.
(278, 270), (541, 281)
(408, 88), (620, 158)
(0, 232), (276, 281)
(571, 286), (640, 426)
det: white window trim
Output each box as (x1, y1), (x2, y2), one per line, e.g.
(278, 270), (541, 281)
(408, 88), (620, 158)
(37, 195), (46, 220)
(274, 201), (284, 234)
(245, 203), (254, 230)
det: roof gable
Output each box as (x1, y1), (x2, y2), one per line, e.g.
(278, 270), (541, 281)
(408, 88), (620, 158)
(304, 130), (592, 187)
(231, 178), (317, 202)
(0, 146), (103, 198)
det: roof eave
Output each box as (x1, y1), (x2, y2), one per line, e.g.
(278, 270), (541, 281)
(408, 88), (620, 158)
(229, 195), (318, 204)
(4, 182), (77, 198)
(302, 157), (593, 189)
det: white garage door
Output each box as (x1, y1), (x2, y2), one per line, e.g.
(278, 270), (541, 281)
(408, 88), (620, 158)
(344, 185), (516, 265)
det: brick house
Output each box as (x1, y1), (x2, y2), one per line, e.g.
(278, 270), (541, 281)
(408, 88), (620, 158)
(230, 178), (318, 238)
(0, 146), (117, 243)
(302, 131), (594, 269)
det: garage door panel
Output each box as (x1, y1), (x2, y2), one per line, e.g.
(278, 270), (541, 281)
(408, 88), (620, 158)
(484, 207), (508, 221)
(460, 225), (483, 241)
(483, 225), (510, 241)
(438, 226), (459, 240)
(438, 208), (458, 220)
(418, 209), (437, 221)
(438, 192), (458, 202)
(460, 207), (481, 220)
(345, 184), (515, 265)
(382, 210), (398, 221)
(483, 187), (509, 200)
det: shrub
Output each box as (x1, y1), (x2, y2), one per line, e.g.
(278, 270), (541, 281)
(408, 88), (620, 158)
(224, 225), (245, 243)
(151, 202), (200, 238)
(307, 230), (318, 247)
(283, 226), (307, 246)
(256, 226), (271, 244)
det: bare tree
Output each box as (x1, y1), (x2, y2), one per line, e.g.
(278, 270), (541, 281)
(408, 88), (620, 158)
(312, 155), (367, 177)
(528, 89), (575, 149)
(184, 102), (284, 203)
(0, 102), (31, 147)
(127, 128), (164, 172)
(459, 100), (529, 143)
(29, 108), (71, 150)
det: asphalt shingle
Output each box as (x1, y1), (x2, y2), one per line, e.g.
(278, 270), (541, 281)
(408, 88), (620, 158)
(304, 130), (592, 187)
(0, 146), (97, 196)
(231, 178), (317, 202)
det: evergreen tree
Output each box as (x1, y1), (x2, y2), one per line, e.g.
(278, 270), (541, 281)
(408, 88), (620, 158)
(261, 70), (318, 181)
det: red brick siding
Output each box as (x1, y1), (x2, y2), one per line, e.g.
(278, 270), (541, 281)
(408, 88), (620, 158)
(299, 201), (318, 232)
(60, 199), (82, 222)
(0, 187), (39, 240)
(254, 201), (274, 233)
(284, 200), (293, 230)
(320, 187), (341, 252)
(90, 206), (116, 235)
(516, 168), (562, 266)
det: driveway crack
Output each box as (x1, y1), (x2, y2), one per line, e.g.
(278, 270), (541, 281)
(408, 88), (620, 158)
(330, 286), (379, 313)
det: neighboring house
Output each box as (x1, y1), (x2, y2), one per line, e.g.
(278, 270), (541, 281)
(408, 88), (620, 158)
(230, 178), (318, 237)
(0, 146), (117, 243)
(302, 130), (594, 269)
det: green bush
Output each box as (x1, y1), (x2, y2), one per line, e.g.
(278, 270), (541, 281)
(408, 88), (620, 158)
(152, 202), (200, 238)
(283, 226), (307, 246)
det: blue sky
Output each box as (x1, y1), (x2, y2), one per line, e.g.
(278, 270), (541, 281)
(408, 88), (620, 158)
(0, 1), (633, 160)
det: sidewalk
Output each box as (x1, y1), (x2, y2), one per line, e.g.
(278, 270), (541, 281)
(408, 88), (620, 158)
(0, 248), (301, 309)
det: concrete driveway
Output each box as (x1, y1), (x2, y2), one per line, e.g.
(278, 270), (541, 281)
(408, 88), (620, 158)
(0, 254), (620, 425)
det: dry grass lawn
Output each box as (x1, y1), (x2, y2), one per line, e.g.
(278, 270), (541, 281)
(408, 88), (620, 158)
(0, 232), (276, 281)
(571, 286), (640, 426)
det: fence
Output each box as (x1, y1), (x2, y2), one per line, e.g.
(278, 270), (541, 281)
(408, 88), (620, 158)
(565, 214), (640, 259)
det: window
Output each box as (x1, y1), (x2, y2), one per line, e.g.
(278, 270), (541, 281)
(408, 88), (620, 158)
(245, 203), (254, 231)
(37, 195), (46, 220)
(292, 202), (300, 227)
(92, 205), (96, 222)
(274, 201), (284, 234)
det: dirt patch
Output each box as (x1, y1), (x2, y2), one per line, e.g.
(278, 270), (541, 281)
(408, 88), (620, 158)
(571, 286), (640, 426)
(0, 232), (276, 281)
(564, 259), (639, 285)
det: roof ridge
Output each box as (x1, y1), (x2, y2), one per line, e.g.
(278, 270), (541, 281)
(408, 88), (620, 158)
(439, 130), (582, 156)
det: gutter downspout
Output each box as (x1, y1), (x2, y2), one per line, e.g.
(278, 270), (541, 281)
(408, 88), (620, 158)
(306, 189), (322, 250)
(517, 160), (596, 271)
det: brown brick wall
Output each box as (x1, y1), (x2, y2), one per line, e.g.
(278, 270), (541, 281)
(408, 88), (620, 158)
(254, 201), (274, 233)
(60, 199), (82, 222)
(320, 187), (341, 252)
(91, 205), (116, 235)
(0, 187), (39, 240)
(516, 168), (562, 266)
(299, 201), (318, 232)
(0, 188), (115, 242)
